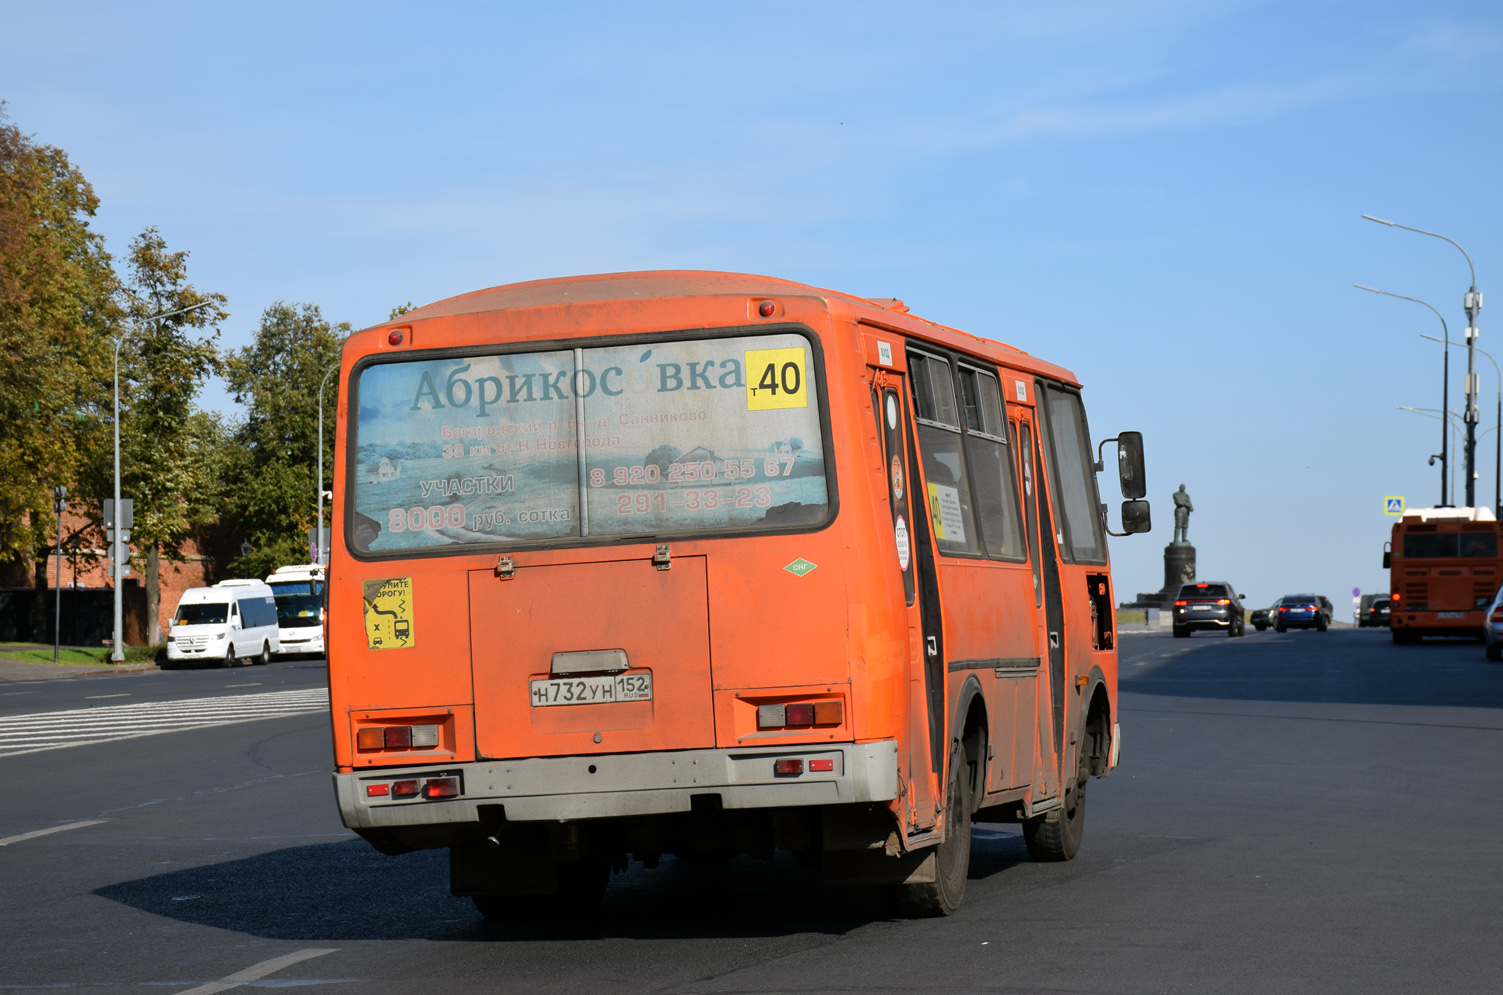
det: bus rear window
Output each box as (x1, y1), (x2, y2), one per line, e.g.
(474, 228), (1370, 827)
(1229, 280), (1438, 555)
(1404, 533), (1498, 558)
(349, 332), (829, 553)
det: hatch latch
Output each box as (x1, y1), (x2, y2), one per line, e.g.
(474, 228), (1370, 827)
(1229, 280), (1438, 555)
(495, 554), (515, 580)
(653, 544), (672, 571)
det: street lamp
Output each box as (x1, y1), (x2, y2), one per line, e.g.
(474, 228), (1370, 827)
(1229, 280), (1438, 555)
(111, 300), (213, 663)
(1363, 214), (1482, 505)
(316, 361), (340, 565)
(1356, 284), (1450, 506)
(241, 539), (252, 560)
(1421, 334), (1501, 519)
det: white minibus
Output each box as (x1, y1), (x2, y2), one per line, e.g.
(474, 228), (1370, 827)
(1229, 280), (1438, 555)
(165, 580), (281, 667)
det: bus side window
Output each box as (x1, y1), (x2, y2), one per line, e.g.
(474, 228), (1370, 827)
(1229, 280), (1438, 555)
(958, 365), (1025, 561)
(908, 351), (981, 556)
(1040, 383), (1108, 564)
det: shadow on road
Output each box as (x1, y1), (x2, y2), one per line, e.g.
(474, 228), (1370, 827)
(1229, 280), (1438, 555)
(1122, 629), (1503, 709)
(96, 831), (1032, 941)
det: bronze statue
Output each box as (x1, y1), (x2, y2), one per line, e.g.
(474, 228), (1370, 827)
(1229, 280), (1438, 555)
(1172, 484), (1193, 544)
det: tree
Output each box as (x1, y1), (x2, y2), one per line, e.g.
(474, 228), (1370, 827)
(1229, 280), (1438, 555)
(0, 105), (118, 637)
(221, 302), (348, 578)
(111, 228), (227, 641)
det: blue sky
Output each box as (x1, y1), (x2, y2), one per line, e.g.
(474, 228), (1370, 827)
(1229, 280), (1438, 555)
(4, 1), (1502, 608)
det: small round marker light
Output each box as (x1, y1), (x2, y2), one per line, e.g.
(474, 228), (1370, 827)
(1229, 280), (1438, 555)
(388, 329), (405, 346)
(758, 301), (775, 318)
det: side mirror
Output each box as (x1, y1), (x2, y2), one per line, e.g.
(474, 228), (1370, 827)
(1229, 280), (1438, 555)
(1114, 432), (1147, 499)
(1382, 551), (1392, 569)
(1120, 499), (1152, 534)
(1237, 594), (1245, 600)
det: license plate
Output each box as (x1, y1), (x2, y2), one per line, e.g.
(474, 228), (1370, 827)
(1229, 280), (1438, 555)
(530, 672), (653, 707)
(1194, 604), (1216, 611)
(1438, 611), (1466, 619)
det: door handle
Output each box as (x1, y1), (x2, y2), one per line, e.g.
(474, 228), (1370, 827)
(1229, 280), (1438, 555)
(926, 636), (938, 657)
(1049, 631), (1060, 649)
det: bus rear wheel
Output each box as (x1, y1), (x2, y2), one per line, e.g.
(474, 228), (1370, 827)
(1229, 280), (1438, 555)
(1024, 745), (1088, 862)
(898, 744), (971, 917)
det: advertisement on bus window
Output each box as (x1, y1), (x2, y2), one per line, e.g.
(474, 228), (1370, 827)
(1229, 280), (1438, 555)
(349, 332), (829, 552)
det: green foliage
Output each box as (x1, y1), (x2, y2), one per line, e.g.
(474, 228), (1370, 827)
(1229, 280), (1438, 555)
(0, 104), (118, 567)
(221, 302), (348, 578)
(389, 301), (414, 319)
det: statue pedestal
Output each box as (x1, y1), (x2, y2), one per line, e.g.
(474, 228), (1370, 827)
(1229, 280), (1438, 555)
(1163, 543), (1196, 593)
(1124, 542), (1197, 609)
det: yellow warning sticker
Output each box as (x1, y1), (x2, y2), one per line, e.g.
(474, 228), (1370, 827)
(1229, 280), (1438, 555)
(363, 577), (414, 650)
(745, 347), (809, 410)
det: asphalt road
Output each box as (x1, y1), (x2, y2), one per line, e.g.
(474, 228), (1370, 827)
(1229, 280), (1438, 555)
(3, 629), (1501, 994)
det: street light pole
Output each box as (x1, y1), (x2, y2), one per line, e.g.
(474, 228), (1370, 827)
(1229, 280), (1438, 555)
(316, 362), (340, 565)
(1421, 334), (1502, 519)
(1363, 215), (1482, 505)
(1397, 406), (1464, 498)
(1356, 284), (1450, 506)
(111, 300), (214, 663)
(53, 485), (66, 664)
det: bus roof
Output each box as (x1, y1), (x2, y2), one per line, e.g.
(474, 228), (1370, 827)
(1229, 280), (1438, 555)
(357, 270), (1082, 388)
(1400, 506), (1497, 523)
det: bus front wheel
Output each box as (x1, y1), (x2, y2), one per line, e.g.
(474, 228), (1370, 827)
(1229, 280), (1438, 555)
(899, 744), (971, 917)
(1024, 745), (1087, 862)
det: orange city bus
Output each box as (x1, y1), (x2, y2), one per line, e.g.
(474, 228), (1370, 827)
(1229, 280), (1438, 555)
(326, 271), (1151, 917)
(1386, 506), (1502, 643)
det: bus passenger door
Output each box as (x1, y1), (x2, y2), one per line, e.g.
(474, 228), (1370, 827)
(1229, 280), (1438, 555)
(1015, 413), (1061, 799)
(873, 376), (940, 830)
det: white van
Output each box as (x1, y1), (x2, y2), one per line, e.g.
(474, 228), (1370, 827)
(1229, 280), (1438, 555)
(165, 580), (281, 667)
(265, 564), (326, 657)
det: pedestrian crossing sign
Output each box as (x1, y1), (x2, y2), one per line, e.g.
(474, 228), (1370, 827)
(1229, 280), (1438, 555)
(1384, 496), (1405, 516)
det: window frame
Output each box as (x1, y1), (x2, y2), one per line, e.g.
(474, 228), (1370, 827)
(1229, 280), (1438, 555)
(343, 322), (840, 562)
(1035, 378), (1109, 566)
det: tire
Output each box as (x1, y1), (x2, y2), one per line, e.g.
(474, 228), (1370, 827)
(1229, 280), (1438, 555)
(257, 642), (271, 666)
(899, 744), (972, 916)
(1254, 622), (1267, 632)
(1315, 617), (1328, 632)
(1487, 642), (1503, 662)
(1172, 625), (1188, 639)
(1274, 623), (1285, 633)
(220, 645), (236, 668)
(1024, 742), (1088, 862)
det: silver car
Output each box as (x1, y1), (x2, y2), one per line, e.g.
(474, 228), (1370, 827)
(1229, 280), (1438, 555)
(1483, 585), (1503, 661)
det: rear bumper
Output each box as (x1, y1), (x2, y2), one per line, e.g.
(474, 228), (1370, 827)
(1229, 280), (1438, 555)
(1175, 613), (1229, 630)
(276, 629), (324, 654)
(334, 740), (900, 830)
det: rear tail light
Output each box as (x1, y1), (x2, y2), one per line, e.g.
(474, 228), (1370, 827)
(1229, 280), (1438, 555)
(357, 723), (442, 752)
(1491, 607), (1503, 623)
(1174, 600), (1187, 606)
(391, 779), (420, 798)
(423, 776), (459, 799)
(1217, 599), (1231, 605)
(773, 758), (803, 775)
(1392, 593), (1401, 602)
(757, 700), (844, 730)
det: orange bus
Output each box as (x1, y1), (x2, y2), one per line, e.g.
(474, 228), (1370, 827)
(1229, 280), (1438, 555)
(328, 271), (1150, 917)
(1386, 506), (1501, 642)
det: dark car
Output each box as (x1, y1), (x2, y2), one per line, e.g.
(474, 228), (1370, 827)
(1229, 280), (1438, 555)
(1366, 598), (1391, 628)
(1173, 581), (1246, 637)
(1250, 601), (1280, 631)
(1273, 594), (1333, 632)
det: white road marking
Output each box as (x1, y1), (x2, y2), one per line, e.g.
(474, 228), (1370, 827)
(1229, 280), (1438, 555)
(0, 819), (107, 846)
(86, 693), (130, 699)
(223, 683), (261, 688)
(171, 948), (338, 995)
(0, 688), (329, 759)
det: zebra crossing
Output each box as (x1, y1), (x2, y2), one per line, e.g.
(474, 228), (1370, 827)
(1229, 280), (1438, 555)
(0, 687), (330, 759)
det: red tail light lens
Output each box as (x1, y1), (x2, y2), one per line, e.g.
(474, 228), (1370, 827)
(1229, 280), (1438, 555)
(383, 725), (412, 750)
(1217, 599), (1231, 605)
(808, 759), (834, 772)
(365, 783), (390, 797)
(785, 703), (815, 727)
(423, 777), (459, 799)
(773, 758), (803, 776)
(1392, 593), (1401, 602)
(391, 779), (420, 798)
(1491, 607), (1503, 623)
(1174, 600), (1187, 606)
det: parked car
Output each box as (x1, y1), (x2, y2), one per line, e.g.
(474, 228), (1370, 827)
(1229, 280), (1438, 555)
(1172, 581), (1246, 637)
(1483, 586), (1503, 661)
(1366, 598), (1391, 628)
(1356, 593), (1379, 626)
(1273, 594), (1332, 632)
(1250, 600), (1280, 631)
